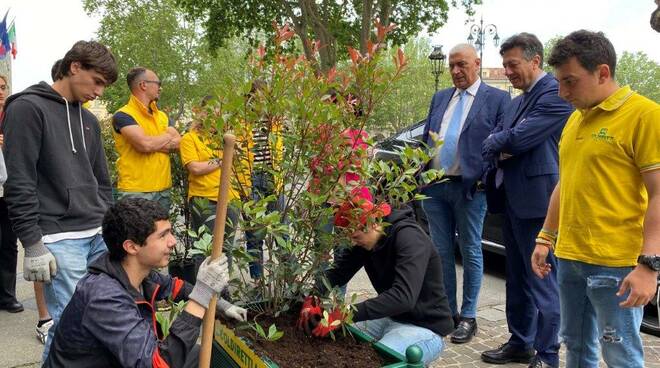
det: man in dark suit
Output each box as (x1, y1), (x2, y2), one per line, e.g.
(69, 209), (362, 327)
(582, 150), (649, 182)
(481, 33), (573, 368)
(421, 44), (510, 344)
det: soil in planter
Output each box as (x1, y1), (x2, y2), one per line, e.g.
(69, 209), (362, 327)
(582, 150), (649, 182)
(230, 311), (387, 368)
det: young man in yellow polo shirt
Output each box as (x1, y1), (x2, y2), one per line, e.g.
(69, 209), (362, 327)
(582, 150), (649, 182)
(532, 30), (660, 368)
(112, 67), (181, 212)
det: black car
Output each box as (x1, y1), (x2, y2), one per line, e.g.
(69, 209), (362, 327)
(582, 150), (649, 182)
(373, 119), (660, 337)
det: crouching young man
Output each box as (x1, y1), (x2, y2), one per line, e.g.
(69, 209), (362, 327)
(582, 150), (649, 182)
(311, 202), (455, 366)
(43, 198), (246, 368)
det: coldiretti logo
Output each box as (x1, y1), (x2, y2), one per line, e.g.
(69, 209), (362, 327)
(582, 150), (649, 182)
(591, 128), (614, 144)
(215, 323), (269, 368)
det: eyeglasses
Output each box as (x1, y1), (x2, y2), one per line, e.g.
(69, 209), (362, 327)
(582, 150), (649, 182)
(141, 80), (162, 87)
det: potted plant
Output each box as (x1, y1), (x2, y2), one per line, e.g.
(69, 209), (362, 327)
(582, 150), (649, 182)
(193, 22), (441, 367)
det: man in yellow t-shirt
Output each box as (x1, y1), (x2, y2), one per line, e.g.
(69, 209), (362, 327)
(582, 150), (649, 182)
(112, 67), (181, 212)
(533, 30), (660, 368)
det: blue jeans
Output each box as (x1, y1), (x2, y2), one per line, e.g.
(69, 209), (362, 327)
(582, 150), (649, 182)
(558, 259), (644, 368)
(354, 318), (444, 367)
(42, 233), (107, 361)
(116, 189), (171, 213)
(245, 170), (285, 279)
(421, 181), (486, 319)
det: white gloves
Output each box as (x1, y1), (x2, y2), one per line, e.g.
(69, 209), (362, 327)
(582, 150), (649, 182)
(217, 297), (248, 322)
(24, 240), (57, 282)
(189, 255), (229, 309)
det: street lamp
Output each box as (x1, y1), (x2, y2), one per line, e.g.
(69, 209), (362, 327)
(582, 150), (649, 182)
(428, 45), (446, 92)
(467, 16), (500, 78)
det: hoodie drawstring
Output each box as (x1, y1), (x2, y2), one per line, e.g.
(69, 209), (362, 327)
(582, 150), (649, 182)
(62, 97), (87, 154)
(79, 102), (87, 152)
(63, 97), (77, 154)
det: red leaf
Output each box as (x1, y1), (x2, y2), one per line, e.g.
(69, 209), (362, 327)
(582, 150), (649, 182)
(327, 67), (337, 82)
(397, 48), (407, 69)
(347, 47), (361, 64)
(366, 40), (375, 57)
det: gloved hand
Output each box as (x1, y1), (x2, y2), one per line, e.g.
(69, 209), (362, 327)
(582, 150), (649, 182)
(297, 296), (346, 337)
(188, 255), (229, 309)
(217, 298), (248, 322)
(297, 295), (322, 333)
(23, 240), (57, 282)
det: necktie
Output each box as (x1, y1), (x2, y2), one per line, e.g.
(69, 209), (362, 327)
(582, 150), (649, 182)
(440, 90), (466, 171)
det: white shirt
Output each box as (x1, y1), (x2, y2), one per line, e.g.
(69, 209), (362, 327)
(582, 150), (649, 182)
(42, 227), (102, 244)
(431, 78), (482, 175)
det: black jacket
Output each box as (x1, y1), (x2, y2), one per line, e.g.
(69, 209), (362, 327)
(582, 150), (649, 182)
(326, 207), (454, 336)
(43, 254), (197, 368)
(1, 82), (112, 247)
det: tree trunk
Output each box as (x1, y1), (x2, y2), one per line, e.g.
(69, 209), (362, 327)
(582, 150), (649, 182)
(280, 0), (320, 74)
(360, 0), (374, 54)
(379, 0), (391, 27)
(299, 0), (336, 73)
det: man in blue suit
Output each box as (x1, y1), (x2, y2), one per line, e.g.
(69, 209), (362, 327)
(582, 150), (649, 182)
(421, 44), (510, 344)
(481, 33), (573, 368)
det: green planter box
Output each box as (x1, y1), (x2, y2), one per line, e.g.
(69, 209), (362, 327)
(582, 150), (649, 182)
(211, 321), (424, 368)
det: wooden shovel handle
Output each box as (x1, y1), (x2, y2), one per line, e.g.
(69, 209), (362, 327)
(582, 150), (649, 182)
(199, 133), (236, 368)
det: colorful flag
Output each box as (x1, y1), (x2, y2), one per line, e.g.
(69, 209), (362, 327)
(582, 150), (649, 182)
(8, 23), (16, 59)
(0, 11), (9, 59)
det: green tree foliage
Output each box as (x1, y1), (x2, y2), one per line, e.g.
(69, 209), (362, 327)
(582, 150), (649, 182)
(83, 0), (249, 117)
(176, 0), (480, 72)
(542, 35), (562, 73)
(369, 38), (451, 134)
(616, 51), (660, 103)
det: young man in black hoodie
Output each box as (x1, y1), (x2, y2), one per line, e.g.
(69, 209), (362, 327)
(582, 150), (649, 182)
(44, 198), (245, 368)
(317, 205), (454, 366)
(1, 40), (117, 359)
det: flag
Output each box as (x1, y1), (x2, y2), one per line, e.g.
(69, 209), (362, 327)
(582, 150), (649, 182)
(0, 11), (9, 59)
(8, 22), (16, 59)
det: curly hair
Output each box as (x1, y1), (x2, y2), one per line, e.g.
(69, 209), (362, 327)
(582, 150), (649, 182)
(102, 198), (169, 260)
(548, 30), (617, 78)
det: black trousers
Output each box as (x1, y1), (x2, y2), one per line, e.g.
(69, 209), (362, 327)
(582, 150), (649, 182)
(0, 198), (18, 304)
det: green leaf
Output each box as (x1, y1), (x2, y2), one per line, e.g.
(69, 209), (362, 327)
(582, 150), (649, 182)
(254, 323), (266, 338)
(271, 331), (284, 341)
(268, 324), (277, 338)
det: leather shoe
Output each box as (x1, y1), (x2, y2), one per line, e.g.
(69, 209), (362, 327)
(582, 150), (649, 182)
(528, 355), (556, 368)
(450, 318), (477, 344)
(481, 342), (534, 364)
(0, 300), (24, 313)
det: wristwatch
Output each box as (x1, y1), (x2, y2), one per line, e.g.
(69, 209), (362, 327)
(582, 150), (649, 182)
(637, 255), (660, 272)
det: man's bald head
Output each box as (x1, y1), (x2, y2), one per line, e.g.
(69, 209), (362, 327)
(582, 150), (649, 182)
(448, 43), (481, 90)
